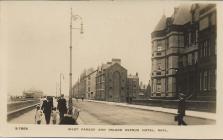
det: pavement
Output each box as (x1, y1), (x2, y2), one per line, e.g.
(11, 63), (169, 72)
(86, 99), (216, 120)
(73, 100), (215, 125)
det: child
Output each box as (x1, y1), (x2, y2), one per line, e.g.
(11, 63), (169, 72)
(51, 107), (58, 124)
(35, 105), (43, 124)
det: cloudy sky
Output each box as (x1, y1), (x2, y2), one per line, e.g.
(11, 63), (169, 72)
(1, 1), (180, 96)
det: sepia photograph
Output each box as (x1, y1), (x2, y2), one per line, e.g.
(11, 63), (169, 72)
(0, 0), (222, 138)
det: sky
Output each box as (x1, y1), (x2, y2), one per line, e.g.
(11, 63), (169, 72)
(1, 1), (180, 96)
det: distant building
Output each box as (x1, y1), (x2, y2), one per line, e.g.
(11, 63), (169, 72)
(95, 59), (127, 102)
(72, 68), (95, 99)
(86, 70), (97, 99)
(23, 89), (43, 98)
(135, 82), (147, 100)
(127, 73), (139, 102)
(151, 3), (216, 101)
(72, 80), (80, 98)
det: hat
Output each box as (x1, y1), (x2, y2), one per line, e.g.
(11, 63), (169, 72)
(179, 93), (186, 99)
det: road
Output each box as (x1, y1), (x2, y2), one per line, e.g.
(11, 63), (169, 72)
(8, 99), (215, 125)
(73, 100), (215, 125)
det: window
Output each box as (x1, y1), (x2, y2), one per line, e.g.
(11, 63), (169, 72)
(156, 52), (161, 55)
(203, 40), (210, 57)
(167, 57), (169, 69)
(192, 52), (195, 65)
(157, 60), (161, 70)
(199, 17), (209, 31)
(157, 46), (162, 51)
(203, 41), (206, 57)
(211, 12), (216, 25)
(185, 55), (188, 66)
(200, 72), (203, 91)
(194, 52), (198, 64)
(200, 43), (203, 58)
(184, 33), (189, 47)
(188, 53), (192, 65)
(196, 30), (198, 43)
(203, 71), (208, 91)
(156, 72), (161, 75)
(208, 70), (211, 90)
(179, 56), (183, 67)
(166, 38), (169, 49)
(208, 40), (211, 56)
(191, 31), (196, 44)
(156, 79), (161, 92)
(210, 69), (216, 90)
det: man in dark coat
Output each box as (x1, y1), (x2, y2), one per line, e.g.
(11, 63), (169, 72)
(177, 93), (187, 125)
(59, 114), (77, 125)
(41, 96), (52, 124)
(177, 92), (193, 125)
(57, 94), (67, 121)
(59, 105), (79, 125)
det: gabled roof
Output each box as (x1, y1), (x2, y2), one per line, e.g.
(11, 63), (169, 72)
(107, 62), (127, 71)
(172, 4), (192, 25)
(153, 15), (167, 32)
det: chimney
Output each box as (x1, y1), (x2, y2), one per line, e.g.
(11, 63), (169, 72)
(174, 7), (179, 18)
(112, 58), (121, 65)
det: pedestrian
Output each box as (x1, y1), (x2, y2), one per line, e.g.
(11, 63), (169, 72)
(51, 107), (58, 124)
(81, 96), (84, 102)
(35, 105), (43, 124)
(59, 105), (80, 125)
(57, 94), (67, 121)
(41, 96), (53, 124)
(176, 92), (193, 125)
(177, 93), (187, 125)
(40, 96), (46, 109)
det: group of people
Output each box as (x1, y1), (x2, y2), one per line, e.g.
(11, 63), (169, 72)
(35, 94), (79, 125)
(35, 91), (191, 126)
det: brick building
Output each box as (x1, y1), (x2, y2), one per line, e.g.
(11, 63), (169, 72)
(127, 73), (139, 102)
(86, 70), (97, 99)
(95, 59), (127, 102)
(151, 3), (216, 101)
(72, 68), (95, 99)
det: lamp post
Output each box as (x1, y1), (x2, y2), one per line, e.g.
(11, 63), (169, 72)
(68, 8), (83, 111)
(56, 82), (58, 97)
(60, 73), (64, 96)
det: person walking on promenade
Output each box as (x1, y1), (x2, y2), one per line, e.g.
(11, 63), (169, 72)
(51, 107), (58, 124)
(177, 93), (193, 125)
(59, 105), (80, 125)
(81, 96), (84, 102)
(57, 94), (67, 121)
(35, 105), (43, 124)
(41, 96), (52, 124)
